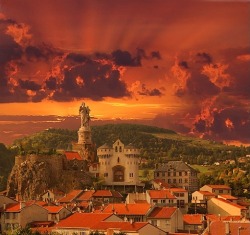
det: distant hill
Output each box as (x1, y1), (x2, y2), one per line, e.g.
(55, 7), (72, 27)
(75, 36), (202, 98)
(11, 123), (238, 165)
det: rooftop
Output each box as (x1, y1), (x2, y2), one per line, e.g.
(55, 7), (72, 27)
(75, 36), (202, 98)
(147, 206), (177, 219)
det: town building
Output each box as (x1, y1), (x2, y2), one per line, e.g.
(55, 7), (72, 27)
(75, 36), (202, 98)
(200, 185), (232, 196)
(154, 161), (199, 193)
(147, 206), (183, 233)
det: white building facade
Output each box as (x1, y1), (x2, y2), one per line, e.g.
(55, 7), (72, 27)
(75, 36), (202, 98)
(98, 139), (142, 187)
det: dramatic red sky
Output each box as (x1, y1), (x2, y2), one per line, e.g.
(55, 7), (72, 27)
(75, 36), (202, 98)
(0, 0), (249, 145)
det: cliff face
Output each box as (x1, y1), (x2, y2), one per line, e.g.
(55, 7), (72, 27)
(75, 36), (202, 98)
(7, 154), (93, 200)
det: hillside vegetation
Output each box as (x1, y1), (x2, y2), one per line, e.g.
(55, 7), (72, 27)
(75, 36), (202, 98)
(1, 123), (249, 196)
(12, 123), (248, 166)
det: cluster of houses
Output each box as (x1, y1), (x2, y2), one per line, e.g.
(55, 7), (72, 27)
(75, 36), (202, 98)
(0, 182), (249, 235)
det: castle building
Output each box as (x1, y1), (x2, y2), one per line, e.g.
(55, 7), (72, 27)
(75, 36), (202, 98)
(97, 139), (144, 190)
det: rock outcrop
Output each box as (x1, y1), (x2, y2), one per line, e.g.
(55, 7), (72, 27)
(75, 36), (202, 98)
(7, 154), (93, 200)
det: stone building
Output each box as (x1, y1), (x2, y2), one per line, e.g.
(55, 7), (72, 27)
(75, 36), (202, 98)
(96, 139), (144, 190)
(154, 161), (198, 193)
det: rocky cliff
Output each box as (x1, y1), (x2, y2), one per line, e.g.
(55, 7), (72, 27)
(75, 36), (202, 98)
(7, 154), (93, 200)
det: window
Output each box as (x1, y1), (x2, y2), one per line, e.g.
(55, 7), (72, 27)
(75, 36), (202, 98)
(104, 173), (108, 177)
(119, 146), (122, 152)
(129, 173), (134, 177)
(219, 190), (223, 193)
(173, 179), (176, 183)
(179, 179), (182, 183)
(115, 146), (118, 152)
(161, 199), (166, 203)
(180, 193), (184, 197)
(168, 179), (171, 183)
(117, 157), (120, 163)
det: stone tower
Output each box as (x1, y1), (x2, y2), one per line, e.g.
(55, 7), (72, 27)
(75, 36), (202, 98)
(72, 102), (96, 162)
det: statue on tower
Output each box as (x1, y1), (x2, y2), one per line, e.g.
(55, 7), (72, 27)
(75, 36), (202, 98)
(79, 102), (90, 127)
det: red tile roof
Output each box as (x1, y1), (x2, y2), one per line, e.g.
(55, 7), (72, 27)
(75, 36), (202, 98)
(77, 190), (95, 201)
(204, 221), (250, 235)
(169, 188), (188, 193)
(57, 190), (83, 203)
(206, 185), (231, 190)
(44, 206), (64, 213)
(102, 203), (151, 215)
(54, 213), (114, 228)
(4, 203), (21, 212)
(26, 200), (48, 207)
(153, 179), (170, 188)
(197, 191), (215, 196)
(213, 198), (246, 209)
(206, 214), (242, 222)
(147, 190), (176, 199)
(64, 151), (82, 161)
(92, 190), (123, 198)
(92, 221), (148, 231)
(218, 194), (238, 200)
(183, 214), (203, 225)
(147, 207), (177, 219)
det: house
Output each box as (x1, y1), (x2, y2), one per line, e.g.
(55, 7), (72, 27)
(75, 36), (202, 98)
(154, 161), (199, 192)
(218, 194), (238, 203)
(90, 221), (167, 235)
(207, 197), (247, 217)
(57, 189), (84, 209)
(44, 206), (71, 222)
(200, 185), (232, 196)
(183, 214), (204, 233)
(169, 188), (188, 212)
(0, 202), (48, 233)
(146, 190), (177, 206)
(101, 203), (151, 222)
(203, 220), (250, 235)
(238, 200), (250, 219)
(146, 206), (183, 233)
(192, 191), (216, 203)
(64, 151), (87, 171)
(92, 190), (123, 205)
(152, 179), (170, 190)
(41, 189), (65, 203)
(52, 212), (123, 234)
